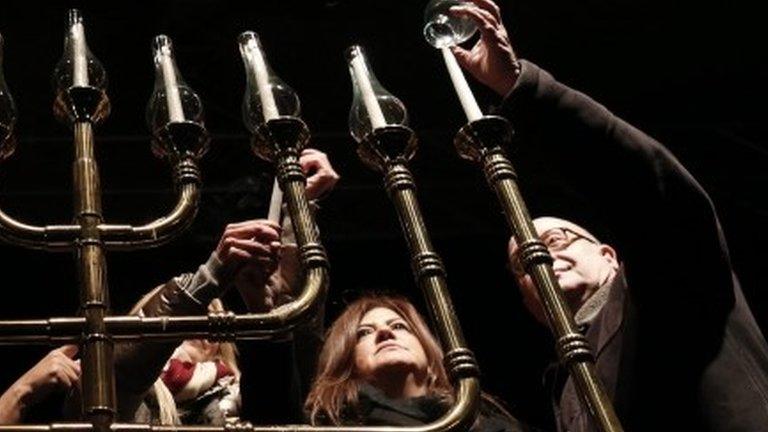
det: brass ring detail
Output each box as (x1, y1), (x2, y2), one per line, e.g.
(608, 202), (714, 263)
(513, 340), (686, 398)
(411, 252), (446, 280)
(556, 333), (594, 363)
(444, 348), (480, 380)
(207, 310), (237, 341)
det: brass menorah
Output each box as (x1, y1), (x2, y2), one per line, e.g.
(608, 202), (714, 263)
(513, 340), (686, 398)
(0, 10), (329, 432)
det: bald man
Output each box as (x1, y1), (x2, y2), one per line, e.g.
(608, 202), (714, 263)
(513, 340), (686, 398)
(508, 217), (619, 328)
(450, 0), (768, 431)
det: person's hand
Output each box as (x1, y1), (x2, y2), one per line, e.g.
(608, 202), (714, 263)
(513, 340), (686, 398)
(1, 345), (81, 424)
(300, 149), (339, 201)
(449, 0), (521, 96)
(13, 345), (80, 402)
(215, 220), (283, 312)
(215, 219), (281, 279)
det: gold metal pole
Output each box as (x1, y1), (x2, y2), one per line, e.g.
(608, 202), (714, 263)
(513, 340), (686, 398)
(455, 116), (623, 432)
(359, 125), (481, 427)
(251, 117), (330, 322)
(72, 120), (115, 430)
(0, 210), (80, 250)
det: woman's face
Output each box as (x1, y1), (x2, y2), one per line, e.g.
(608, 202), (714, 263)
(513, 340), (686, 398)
(353, 307), (429, 384)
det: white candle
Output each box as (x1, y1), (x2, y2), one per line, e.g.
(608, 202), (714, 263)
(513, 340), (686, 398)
(71, 23), (88, 87)
(441, 47), (482, 122)
(350, 50), (387, 130)
(267, 178), (283, 224)
(158, 47), (185, 123)
(245, 39), (279, 122)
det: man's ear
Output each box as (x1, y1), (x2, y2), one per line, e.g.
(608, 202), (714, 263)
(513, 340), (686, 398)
(599, 244), (620, 271)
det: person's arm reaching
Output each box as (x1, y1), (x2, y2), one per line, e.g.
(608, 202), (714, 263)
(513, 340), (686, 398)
(0, 346), (80, 424)
(452, 0), (732, 308)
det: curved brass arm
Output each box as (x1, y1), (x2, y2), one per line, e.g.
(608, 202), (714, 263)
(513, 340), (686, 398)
(0, 156), (201, 251)
(0, 210), (80, 250)
(134, 378), (479, 432)
(0, 379), (478, 432)
(0, 122), (329, 344)
(0, 265), (325, 345)
(0, 224), (326, 344)
(100, 158), (201, 250)
(98, 183), (199, 250)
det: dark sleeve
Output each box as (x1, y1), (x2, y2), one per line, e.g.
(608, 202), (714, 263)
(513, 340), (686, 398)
(113, 254), (229, 421)
(238, 209), (326, 424)
(498, 60), (734, 315)
(112, 281), (207, 421)
(238, 298), (325, 424)
(237, 339), (305, 424)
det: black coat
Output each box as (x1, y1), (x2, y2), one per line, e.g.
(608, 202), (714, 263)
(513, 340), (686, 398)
(348, 384), (530, 432)
(501, 60), (768, 432)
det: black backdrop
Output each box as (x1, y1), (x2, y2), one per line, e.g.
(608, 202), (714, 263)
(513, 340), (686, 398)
(1, 0), (766, 429)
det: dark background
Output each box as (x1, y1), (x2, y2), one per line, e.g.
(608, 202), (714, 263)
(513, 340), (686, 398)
(0, 0), (766, 429)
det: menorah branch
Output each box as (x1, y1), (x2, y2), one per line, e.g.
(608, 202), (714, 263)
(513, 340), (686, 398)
(454, 115), (624, 432)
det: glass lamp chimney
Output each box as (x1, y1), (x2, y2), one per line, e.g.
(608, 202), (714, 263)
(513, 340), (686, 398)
(146, 35), (205, 135)
(346, 45), (407, 143)
(53, 9), (107, 91)
(239, 31), (300, 132)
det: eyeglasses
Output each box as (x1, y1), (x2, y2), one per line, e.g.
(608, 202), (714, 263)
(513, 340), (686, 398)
(509, 227), (597, 277)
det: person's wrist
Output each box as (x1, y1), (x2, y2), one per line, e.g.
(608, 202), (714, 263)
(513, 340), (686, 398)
(494, 58), (522, 96)
(7, 380), (32, 406)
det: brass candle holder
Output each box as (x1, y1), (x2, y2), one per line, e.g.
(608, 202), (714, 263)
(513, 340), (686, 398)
(454, 115), (624, 432)
(346, 45), (481, 432)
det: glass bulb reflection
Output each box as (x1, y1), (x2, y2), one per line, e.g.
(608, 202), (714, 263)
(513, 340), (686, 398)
(239, 31), (300, 131)
(423, 0), (478, 48)
(52, 9), (107, 91)
(146, 35), (204, 135)
(346, 45), (407, 143)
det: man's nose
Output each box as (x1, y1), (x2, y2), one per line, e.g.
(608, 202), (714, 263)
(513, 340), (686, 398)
(375, 327), (395, 343)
